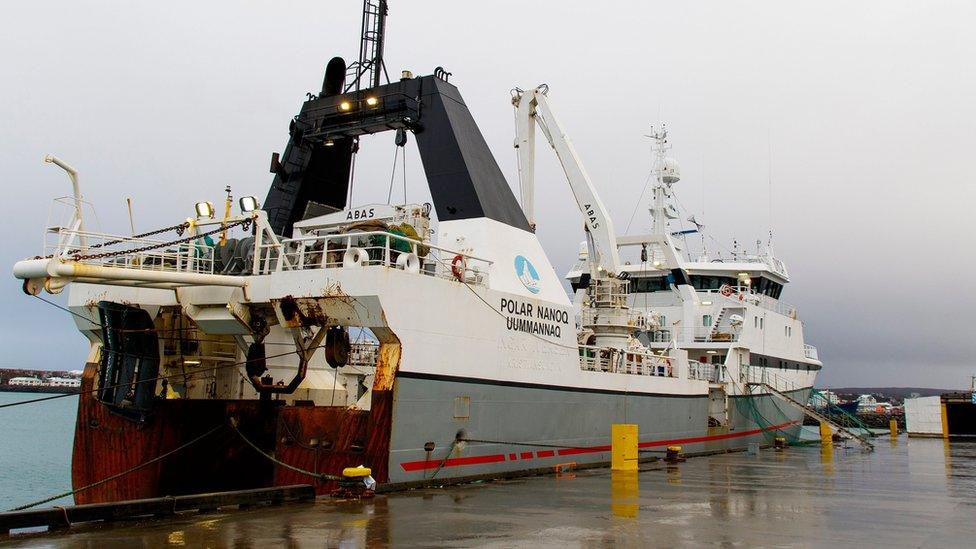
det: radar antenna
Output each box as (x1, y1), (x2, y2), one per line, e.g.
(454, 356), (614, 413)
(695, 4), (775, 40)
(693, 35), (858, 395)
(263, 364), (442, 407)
(346, 0), (390, 92)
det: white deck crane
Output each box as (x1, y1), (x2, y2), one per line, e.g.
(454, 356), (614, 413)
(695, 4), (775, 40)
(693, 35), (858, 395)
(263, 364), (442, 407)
(512, 85), (621, 277)
(512, 86), (639, 349)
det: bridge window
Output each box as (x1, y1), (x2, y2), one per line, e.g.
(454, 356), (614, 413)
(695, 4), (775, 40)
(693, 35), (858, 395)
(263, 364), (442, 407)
(703, 315), (713, 327)
(628, 276), (670, 293)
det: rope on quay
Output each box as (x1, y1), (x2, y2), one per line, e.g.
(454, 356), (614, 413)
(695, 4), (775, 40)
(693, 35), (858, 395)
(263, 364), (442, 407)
(228, 417), (342, 482)
(7, 423), (225, 512)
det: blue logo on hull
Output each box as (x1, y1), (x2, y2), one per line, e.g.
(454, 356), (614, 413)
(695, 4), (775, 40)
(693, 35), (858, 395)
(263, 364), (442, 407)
(514, 255), (541, 294)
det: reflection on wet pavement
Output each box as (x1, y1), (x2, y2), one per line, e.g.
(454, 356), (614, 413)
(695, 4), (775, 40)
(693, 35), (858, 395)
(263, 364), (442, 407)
(6, 437), (976, 547)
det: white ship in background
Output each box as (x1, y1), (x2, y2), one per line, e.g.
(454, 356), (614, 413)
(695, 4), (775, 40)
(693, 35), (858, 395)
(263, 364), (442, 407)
(567, 125), (820, 431)
(10, 2), (823, 504)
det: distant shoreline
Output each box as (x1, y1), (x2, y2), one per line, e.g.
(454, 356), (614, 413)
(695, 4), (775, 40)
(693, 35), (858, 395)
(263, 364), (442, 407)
(0, 385), (80, 395)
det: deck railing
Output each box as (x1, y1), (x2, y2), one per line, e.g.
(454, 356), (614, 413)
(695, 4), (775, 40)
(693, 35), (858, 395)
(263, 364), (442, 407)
(803, 344), (819, 361)
(255, 231), (492, 286)
(578, 345), (676, 378)
(44, 227), (216, 275)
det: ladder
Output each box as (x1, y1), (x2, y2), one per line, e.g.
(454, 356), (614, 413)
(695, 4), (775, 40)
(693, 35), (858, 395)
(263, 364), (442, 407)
(708, 307), (729, 339)
(747, 382), (875, 451)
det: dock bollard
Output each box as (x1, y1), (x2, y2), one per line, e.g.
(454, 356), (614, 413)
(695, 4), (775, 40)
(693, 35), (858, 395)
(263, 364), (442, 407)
(611, 424), (638, 471)
(664, 445), (685, 463)
(773, 436), (788, 450)
(889, 419), (898, 437)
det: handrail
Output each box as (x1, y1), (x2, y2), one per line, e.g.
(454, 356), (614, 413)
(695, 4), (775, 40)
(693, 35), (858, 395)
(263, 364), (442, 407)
(284, 231), (493, 265)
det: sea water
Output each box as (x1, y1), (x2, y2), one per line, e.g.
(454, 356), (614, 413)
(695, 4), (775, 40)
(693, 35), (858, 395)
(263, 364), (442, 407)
(0, 392), (77, 510)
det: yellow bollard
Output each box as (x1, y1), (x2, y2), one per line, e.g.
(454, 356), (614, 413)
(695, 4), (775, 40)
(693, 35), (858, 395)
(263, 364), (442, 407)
(819, 421), (833, 447)
(611, 423), (638, 471)
(889, 419), (898, 437)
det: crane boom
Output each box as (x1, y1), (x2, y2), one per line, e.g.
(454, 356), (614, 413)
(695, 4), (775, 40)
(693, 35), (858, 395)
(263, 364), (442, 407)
(513, 86), (621, 275)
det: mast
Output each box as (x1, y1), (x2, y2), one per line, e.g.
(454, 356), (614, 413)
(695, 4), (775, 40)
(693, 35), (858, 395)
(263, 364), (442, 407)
(347, 0), (390, 92)
(647, 125), (680, 237)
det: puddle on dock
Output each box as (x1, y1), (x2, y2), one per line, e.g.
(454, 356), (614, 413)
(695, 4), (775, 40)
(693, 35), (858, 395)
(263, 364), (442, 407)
(5, 438), (976, 548)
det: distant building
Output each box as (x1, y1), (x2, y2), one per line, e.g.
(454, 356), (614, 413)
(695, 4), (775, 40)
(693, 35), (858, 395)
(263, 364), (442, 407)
(810, 390), (840, 408)
(857, 394), (892, 413)
(47, 377), (81, 388)
(8, 377), (44, 387)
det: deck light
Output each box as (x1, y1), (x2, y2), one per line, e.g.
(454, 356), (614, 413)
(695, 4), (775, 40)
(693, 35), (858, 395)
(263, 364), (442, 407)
(365, 96), (379, 107)
(338, 100), (352, 112)
(194, 201), (215, 219)
(701, 300), (712, 306)
(183, 360), (201, 365)
(239, 196), (260, 212)
(706, 350), (718, 354)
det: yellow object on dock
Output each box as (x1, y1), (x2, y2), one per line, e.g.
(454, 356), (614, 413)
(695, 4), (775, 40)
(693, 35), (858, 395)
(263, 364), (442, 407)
(889, 419), (898, 437)
(819, 421), (833, 446)
(342, 466), (372, 478)
(611, 424), (638, 471)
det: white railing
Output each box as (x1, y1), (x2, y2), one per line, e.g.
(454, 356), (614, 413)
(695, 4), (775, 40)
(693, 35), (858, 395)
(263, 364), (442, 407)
(696, 288), (797, 318)
(803, 344), (819, 361)
(44, 228), (215, 275)
(688, 360), (725, 383)
(579, 345), (676, 378)
(348, 342), (379, 368)
(648, 326), (739, 344)
(255, 230), (492, 286)
(740, 365), (800, 394)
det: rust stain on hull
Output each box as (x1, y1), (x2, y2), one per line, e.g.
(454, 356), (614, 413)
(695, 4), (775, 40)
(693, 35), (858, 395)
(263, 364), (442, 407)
(71, 361), (396, 504)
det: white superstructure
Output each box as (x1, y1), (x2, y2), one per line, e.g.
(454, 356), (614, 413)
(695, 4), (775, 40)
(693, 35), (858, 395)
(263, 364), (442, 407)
(566, 124), (821, 421)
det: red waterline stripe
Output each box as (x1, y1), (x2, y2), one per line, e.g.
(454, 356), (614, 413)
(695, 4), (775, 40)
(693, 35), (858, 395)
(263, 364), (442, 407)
(400, 453), (506, 472)
(399, 420), (799, 472)
(508, 453), (517, 460)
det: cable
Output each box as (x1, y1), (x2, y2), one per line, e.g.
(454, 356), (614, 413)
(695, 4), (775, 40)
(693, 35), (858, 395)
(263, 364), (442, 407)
(386, 146), (400, 204)
(624, 172), (654, 234)
(229, 417), (341, 481)
(429, 254), (577, 351)
(7, 423), (224, 511)
(401, 145), (407, 204)
(32, 294), (97, 325)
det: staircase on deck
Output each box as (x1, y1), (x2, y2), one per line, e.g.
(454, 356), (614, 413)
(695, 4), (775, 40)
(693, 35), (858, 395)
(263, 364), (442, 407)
(748, 381), (875, 451)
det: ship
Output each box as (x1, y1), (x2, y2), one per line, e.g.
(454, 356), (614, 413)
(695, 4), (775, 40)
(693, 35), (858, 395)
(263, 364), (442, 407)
(11, 1), (820, 504)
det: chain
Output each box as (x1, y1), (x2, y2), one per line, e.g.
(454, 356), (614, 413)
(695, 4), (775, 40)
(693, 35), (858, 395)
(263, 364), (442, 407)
(38, 221), (193, 260)
(70, 217), (252, 261)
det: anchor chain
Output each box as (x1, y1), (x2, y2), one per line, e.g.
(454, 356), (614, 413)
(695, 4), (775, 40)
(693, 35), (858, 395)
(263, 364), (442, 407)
(68, 217), (252, 262)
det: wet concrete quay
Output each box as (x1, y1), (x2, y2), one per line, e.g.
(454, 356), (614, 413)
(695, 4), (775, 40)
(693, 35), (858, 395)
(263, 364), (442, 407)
(4, 437), (975, 548)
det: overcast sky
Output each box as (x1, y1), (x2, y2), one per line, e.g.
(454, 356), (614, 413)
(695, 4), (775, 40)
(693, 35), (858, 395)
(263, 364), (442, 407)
(1, 1), (973, 388)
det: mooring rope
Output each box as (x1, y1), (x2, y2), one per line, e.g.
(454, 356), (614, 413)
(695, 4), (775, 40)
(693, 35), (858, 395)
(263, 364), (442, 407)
(228, 417), (342, 482)
(7, 423), (225, 512)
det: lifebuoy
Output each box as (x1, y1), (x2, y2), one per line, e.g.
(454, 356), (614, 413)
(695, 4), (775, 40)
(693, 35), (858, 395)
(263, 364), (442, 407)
(451, 254), (466, 281)
(720, 284), (733, 297)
